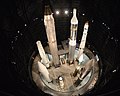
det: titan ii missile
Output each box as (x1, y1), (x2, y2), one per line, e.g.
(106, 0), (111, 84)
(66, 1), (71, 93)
(77, 22), (89, 61)
(44, 5), (59, 67)
(37, 61), (52, 82)
(69, 8), (78, 63)
(36, 41), (49, 68)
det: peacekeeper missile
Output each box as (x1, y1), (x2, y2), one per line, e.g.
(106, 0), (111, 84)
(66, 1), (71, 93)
(36, 41), (50, 68)
(38, 61), (52, 82)
(44, 5), (59, 67)
(77, 22), (89, 61)
(69, 8), (78, 63)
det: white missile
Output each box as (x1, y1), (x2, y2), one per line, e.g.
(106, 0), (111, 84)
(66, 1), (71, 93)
(58, 76), (64, 89)
(69, 8), (78, 63)
(80, 59), (95, 80)
(77, 22), (89, 60)
(44, 5), (59, 67)
(36, 41), (49, 68)
(70, 8), (78, 40)
(37, 61), (51, 82)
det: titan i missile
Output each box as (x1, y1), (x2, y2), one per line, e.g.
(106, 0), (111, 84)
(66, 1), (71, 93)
(44, 6), (59, 67)
(37, 61), (52, 82)
(36, 41), (49, 68)
(79, 59), (95, 80)
(69, 8), (78, 63)
(77, 22), (89, 61)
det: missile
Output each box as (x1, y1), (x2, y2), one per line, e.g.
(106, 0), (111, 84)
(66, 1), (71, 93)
(37, 61), (52, 82)
(58, 76), (64, 89)
(77, 22), (89, 60)
(44, 6), (59, 67)
(79, 59), (95, 80)
(73, 59), (95, 86)
(36, 41), (50, 68)
(69, 8), (78, 63)
(73, 66), (80, 77)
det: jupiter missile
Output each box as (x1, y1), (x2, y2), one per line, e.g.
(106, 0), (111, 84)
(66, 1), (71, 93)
(37, 61), (51, 82)
(36, 41), (49, 68)
(77, 22), (89, 61)
(69, 8), (78, 63)
(44, 6), (59, 67)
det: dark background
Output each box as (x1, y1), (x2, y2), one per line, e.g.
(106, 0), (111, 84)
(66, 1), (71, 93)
(0, 0), (120, 96)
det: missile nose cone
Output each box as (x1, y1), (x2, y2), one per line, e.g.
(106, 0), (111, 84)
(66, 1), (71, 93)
(89, 59), (95, 64)
(85, 59), (95, 68)
(91, 59), (95, 65)
(36, 41), (40, 45)
(71, 8), (78, 24)
(73, 8), (77, 15)
(44, 5), (52, 15)
(84, 21), (89, 29)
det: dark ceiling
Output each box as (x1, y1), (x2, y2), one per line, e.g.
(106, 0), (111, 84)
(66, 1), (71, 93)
(1, 0), (120, 38)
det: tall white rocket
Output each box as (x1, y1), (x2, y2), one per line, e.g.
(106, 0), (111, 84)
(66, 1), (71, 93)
(36, 41), (49, 68)
(44, 6), (59, 67)
(77, 22), (89, 60)
(69, 8), (78, 63)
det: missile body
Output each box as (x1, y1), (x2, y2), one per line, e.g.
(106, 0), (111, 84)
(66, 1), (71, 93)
(37, 61), (51, 82)
(36, 41), (49, 68)
(69, 8), (78, 63)
(77, 22), (89, 60)
(44, 6), (59, 66)
(80, 59), (95, 80)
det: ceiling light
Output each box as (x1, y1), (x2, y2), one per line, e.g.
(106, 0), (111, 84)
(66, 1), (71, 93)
(64, 10), (69, 14)
(56, 11), (60, 15)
